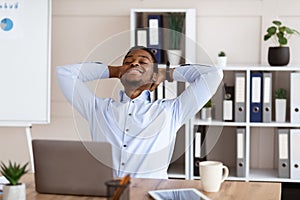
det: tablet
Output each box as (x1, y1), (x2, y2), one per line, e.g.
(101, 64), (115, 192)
(148, 188), (211, 200)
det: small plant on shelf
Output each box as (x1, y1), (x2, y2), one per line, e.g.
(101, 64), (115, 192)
(168, 13), (185, 50)
(204, 99), (212, 108)
(275, 88), (287, 99)
(263, 20), (300, 66)
(264, 20), (300, 47)
(0, 161), (29, 185)
(218, 51), (226, 57)
(216, 51), (227, 67)
(275, 88), (287, 122)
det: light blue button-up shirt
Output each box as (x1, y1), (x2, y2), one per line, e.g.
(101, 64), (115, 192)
(56, 62), (223, 179)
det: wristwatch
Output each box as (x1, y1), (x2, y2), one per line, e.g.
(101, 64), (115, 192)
(166, 61), (173, 82)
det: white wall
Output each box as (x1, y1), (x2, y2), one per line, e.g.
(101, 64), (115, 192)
(1, 0), (300, 171)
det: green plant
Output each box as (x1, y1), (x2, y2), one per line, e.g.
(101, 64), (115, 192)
(0, 161), (29, 185)
(168, 13), (185, 49)
(218, 51), (226, 57)
(204, 99), (212, 108)
(275, 88), (287, 99)
(264, 20), (300, 47)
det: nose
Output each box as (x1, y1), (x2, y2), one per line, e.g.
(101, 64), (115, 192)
(130, 60), (140, 67)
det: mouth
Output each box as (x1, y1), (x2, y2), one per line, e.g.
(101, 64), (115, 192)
(126, 67), (144, 74)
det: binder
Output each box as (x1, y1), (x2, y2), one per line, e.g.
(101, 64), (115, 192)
(148, 15), (162, 64)
(234, 73), (246, 122)
(290, 129), (300, 179)
(194, 126), (206, 176)
(135, 28), (148, 47)
(223, 85), (234, 122)
(250, 72), (263, 122)
(290, 73), (300, 124)
(236, 128), (246, 177)
(263, 72), (272, 122)
(278, 129), (290, 178)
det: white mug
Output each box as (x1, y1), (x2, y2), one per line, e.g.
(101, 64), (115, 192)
(199, 161), (229, 192)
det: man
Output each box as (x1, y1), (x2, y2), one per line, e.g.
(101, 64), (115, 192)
(56, 46), (223, 179)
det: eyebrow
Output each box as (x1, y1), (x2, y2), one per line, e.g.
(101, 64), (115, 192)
(124, 54), (152, 62)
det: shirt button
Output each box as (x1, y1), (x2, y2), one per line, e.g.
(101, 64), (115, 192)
(121, 162), (125, 166)
(128, 113), (132, 116)
(131, 101), (134, 103)
(123, 144), (127, 148)
(125, 128), (129, 132)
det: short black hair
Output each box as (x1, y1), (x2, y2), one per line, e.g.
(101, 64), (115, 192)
(124, 46), (158, 73)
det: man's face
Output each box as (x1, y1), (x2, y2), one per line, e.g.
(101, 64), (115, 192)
(120, 49), (156, 88)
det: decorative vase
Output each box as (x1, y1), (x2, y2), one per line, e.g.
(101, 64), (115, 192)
(268, 47), (290, 66)
(167, 50), (182, 65)
(216, 56), (227, 67)
(275, 99), (286, 122)
(3, 183), (26, 200)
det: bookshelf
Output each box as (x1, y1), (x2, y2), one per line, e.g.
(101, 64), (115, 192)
(130, 8), (196, 179)
(192, 65), (300, 182)
(130, 9), (300, 182)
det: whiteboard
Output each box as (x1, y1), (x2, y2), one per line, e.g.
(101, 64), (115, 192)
(0, 0), (51, 125)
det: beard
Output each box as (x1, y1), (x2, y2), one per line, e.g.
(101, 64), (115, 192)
(120, 73), (154, 91)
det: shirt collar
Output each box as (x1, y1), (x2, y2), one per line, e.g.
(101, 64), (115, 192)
(119, 90), (152, 103)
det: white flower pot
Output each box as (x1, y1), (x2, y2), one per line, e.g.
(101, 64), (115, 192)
(216, 56), (227, 67)
(3, 183), (26, 200)
(201, 107), (212, 120)
(167, 50), (182, 65)
(275, 99), (286, 122)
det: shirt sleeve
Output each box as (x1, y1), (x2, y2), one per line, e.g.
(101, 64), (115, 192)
(172, 64), (224, 124)
(56, 62), (109, 120)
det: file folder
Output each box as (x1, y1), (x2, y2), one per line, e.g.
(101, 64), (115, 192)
(223, 85), (234, 122)
(290, 73), (300, 124)
(148, 15), (162, 64)
(263, 72), (272, 122)
(236, 128), (246, 177)
(250, 72), (262, 122)
(278, 129), (290, 178)
(290, 129), (300, 179)
(194, 126), (206, 176)
(234, 73), (246, 122)
(135, 28), (148, 47)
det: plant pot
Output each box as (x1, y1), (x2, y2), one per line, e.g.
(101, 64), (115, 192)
(275, 99), (286, 122)
(167, 50), (182, 65)
(268, 47), (290, 66)
(201, 107), (212, 120)
(3, 183), (26, 200)
(216, 56), (227, 67)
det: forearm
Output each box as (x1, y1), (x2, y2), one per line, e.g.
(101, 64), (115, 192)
(175, 64), (223, 123)
(56, 62), (109, 105)
(108, 65), (122, 79)
(56, 62), (109, 120)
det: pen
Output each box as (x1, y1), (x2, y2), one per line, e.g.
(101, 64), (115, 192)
(112, 174), (130, 200)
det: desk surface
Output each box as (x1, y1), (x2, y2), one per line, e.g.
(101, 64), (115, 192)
(1, 173), (281, 200)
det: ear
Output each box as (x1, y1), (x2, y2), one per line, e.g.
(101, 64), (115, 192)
(152, 72), (158, 82)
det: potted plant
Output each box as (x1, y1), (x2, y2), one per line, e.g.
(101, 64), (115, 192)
(216, 51), (227, 67)
(167, 13), (185, 65)
(264, 20), (300, 66)
(201, 99), (213, 120)
(275, 88), (287, 122)
(0, 161), (29, 200)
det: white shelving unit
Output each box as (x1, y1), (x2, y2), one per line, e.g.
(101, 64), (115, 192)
(130, 8), (196, 179)
(130, 9), (300, 182)
(192, 65), (300, 182)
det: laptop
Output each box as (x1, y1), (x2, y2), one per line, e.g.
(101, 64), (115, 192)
(32, 139), (114, 197)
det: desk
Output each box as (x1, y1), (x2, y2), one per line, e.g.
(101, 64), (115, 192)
(1, 173), (281, 200)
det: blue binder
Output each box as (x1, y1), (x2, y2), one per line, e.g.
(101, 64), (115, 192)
(250, 72), (263, 122)
(147, 15), (163, 64)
